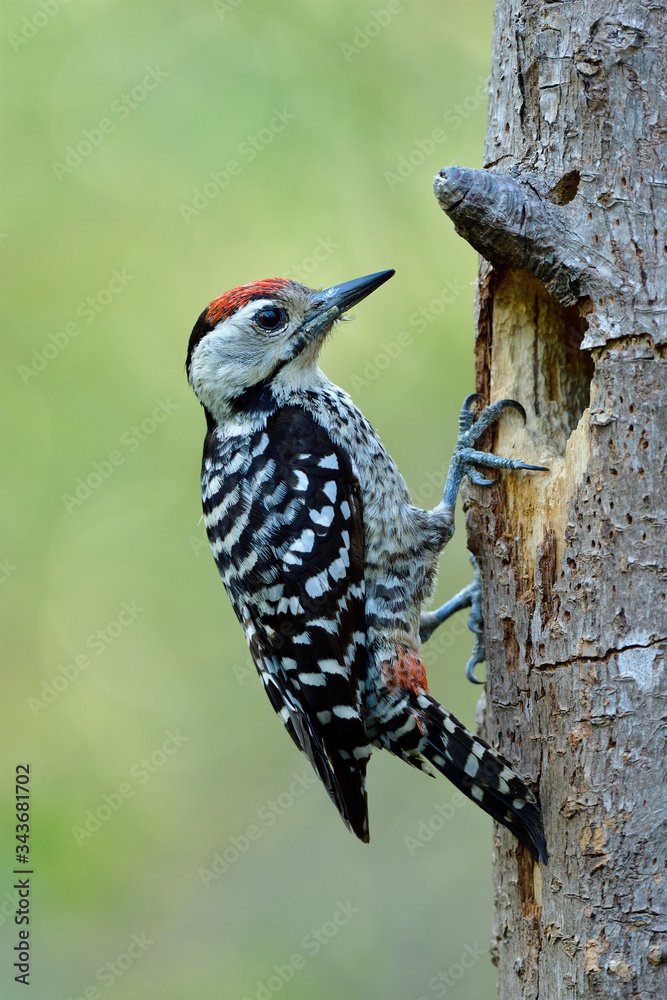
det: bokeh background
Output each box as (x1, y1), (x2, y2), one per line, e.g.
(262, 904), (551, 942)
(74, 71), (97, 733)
(2, 1), (499, 997)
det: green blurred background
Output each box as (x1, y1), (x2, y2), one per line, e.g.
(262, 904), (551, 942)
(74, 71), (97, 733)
(2, 1), (498, 997)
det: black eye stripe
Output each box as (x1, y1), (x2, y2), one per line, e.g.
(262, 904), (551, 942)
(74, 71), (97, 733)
(254, 306), (287, 330)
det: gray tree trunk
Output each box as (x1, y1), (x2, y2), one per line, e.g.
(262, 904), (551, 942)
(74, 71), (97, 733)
(434, 2), (667, 998)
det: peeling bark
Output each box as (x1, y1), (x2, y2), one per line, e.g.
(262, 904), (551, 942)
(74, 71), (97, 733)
(434, 2), (667, 998)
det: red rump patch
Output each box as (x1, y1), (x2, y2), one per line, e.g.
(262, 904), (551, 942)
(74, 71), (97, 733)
(206, 278), (294, 326)
(383, 646), (429, 695)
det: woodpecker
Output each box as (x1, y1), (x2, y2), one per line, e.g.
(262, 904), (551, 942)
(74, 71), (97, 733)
(186, 269), (548, 863)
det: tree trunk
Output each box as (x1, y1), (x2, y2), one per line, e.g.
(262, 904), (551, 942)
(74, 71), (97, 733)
(434, 2), (667, 998)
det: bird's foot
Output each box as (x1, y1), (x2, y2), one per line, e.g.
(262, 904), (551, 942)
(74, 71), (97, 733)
(419, 555), (487, 683)
(464, 556), (485, 684)
(435, 395), (548, 681)
(444, 394), (549, 503)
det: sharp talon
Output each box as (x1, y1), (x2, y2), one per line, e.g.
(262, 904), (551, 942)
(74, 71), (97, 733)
(465, 656), (485, 684)
(467, 615), (483, 636)
(467, 469), (497, 487)
(465, 610), (486, 683)
(462, 393), (484, 411)
(498, 399), (527, 422)
(445, 395), (545, 519)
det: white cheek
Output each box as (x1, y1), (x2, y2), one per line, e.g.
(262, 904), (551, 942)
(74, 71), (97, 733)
(189, 317), (287, 403)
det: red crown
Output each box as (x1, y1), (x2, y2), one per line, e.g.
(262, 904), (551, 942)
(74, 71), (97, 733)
(206, 278), (294, 326)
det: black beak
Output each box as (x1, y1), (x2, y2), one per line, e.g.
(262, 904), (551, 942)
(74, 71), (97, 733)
(304, 269), (395, 337)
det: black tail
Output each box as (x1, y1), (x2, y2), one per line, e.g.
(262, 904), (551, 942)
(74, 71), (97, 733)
(262, 668), (370, 843)
(405, 692), (548, 863)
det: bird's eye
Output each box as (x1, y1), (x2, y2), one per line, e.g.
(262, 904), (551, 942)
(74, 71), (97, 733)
(254, 307), (286, 331)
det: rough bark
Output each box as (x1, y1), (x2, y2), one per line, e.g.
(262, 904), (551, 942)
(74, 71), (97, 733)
(434, 2), (667, 998)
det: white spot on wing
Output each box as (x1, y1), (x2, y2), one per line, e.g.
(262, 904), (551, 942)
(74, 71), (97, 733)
(305, 572), (328, 598)
(333, 705), (357, 719)
(318, 658), (347, 675)
(322, 481), (337, 502)
(310, 618), (337, 634)
(277, 596), (303, 615)
(289, 528), (315, 554)
(328, 557), (347, 581)
(300, 672), (326, 686)
(293, 470), (309, 491)
(318, 454), (339, 470)
(310, 506), (334, 528)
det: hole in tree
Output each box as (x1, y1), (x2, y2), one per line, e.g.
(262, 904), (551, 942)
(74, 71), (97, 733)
(491, 270), (594, 458)
(560, 301), (594, 432)
(547, 169), (581, 206)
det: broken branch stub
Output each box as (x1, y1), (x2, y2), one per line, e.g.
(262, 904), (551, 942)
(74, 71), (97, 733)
(433, 166), (614, 310)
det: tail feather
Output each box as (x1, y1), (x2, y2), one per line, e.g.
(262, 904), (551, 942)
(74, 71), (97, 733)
(259, 662), (370, 842)
(398, 692), (548, 863)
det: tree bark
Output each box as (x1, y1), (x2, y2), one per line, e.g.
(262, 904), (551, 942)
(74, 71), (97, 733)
(434, 2), (667, 998)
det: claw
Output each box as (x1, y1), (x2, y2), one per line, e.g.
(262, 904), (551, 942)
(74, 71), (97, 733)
(466, 563), (485, 682)
(438, 395), (548, 685)
(465, 661), (485, 684)
(514, 461), (550, 472)
(461, 397), (531, 445)
(458, 447), (548, 474)
(467, 468), (497, 487)
(461, 392), (484, 411)
(459, 393), (484, 434)
(465, 633), (486, 684)
(495, 398), (526, 422)
(443, 394), (549, 524)
(421, 554), (487, 683)
(467, 611), (483, 636)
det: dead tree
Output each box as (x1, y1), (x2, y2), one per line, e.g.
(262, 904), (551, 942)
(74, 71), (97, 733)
(434, 2), (667, 998)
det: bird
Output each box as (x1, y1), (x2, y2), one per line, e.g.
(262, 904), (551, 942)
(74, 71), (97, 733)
(186, 269), (548, 863)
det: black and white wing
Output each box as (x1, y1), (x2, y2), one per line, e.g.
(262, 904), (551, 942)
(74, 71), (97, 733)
(201, 405), (371, 841)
